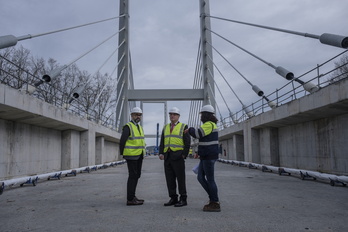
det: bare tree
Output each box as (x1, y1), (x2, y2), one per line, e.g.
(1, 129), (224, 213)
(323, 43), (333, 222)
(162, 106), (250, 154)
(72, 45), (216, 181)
(330, 54), (348, 83)
(0, 46), (31, 88)
(0, 45), (116, 126)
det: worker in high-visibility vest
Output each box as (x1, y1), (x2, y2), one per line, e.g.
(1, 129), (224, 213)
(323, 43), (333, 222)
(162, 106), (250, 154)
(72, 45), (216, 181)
(159, 107), (191, 207)
(120, 107), (146, 206)
(186, 104), (220, 212)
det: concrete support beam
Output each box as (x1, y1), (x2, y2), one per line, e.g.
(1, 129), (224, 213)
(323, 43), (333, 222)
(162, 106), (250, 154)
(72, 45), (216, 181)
(127, 89), (204, 101)
(80, 127), (96, 166)
(243, 121), (261, 163)
(234, 134), (244, 161)
(260, 128), (279, 166)
(95, 136), (105, 164)
(61, 130), (80, 170)
(250, 129), (261, 163)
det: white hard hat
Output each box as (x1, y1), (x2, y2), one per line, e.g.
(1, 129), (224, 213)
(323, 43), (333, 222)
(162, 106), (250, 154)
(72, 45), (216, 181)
(130, 107), (142, 114)
(200, 105), (215, 113)
(169, 107), (180, 115)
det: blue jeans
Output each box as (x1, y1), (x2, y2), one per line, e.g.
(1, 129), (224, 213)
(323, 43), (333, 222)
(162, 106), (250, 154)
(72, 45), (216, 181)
(197, 159), (219, 202)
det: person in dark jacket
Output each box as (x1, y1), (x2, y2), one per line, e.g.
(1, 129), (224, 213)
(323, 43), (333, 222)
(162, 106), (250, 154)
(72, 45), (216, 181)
(186, 105), (221, 212)
(119, 107), (145, 206)
(159, 107), (191, 207)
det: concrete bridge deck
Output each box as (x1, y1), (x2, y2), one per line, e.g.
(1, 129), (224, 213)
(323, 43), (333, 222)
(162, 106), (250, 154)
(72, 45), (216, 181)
(1, 156), (347, 232)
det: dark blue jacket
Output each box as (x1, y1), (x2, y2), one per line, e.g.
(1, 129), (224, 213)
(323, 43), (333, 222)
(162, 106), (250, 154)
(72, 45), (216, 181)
(188, 121), (219, 160)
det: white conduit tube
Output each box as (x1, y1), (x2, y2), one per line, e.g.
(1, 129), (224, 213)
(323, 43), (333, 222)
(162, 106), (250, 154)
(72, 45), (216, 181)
(218, 158), (348, 186)
(0, 160), (126, 195)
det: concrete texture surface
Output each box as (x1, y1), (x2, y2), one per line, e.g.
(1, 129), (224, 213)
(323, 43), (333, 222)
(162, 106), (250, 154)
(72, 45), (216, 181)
(1, 156), (347, 232)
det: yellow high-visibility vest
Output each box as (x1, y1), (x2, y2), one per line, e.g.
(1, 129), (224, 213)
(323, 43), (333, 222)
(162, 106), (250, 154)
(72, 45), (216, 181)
(123, 122), (145, 156)
(163, 122), (186, 152)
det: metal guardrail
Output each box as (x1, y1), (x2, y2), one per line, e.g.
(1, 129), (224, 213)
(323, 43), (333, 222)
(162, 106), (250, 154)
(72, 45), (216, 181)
(0, 54), (117, 130)
(217, 50), (348, 130)
(1, 50), (348, 132)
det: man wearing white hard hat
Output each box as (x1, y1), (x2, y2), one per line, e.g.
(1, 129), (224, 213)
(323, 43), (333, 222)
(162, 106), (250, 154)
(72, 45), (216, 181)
(159, 107), (191, 207)
(119, 107), (146, 206)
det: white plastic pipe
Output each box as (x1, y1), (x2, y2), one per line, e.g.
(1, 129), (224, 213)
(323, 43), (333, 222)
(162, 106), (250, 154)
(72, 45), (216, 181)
(219, 159), (348, 185)
(1, 160), (126, 191)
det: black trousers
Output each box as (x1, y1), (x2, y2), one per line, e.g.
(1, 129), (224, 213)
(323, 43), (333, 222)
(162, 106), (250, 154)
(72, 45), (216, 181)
(164, 151), (187, 199)
(126, 156), (143, 201)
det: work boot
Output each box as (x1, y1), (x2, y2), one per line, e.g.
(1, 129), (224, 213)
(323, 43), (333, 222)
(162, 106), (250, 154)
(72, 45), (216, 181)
(164, 197), (178, 206)
(134, 197), (144, 203)
(174, 196), (187, 207)
(126, 197), (143, 206)
(203, 202), (221, 212)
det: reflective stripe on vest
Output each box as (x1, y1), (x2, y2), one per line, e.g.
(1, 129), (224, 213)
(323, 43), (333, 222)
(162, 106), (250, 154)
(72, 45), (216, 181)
(163, 122), (186, 152)
(123, 122), (145, 156)
(198, 121), (218, 147)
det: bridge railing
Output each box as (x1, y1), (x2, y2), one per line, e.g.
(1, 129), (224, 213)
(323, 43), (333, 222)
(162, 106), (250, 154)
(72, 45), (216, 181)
(1, 51), (347, 132)
(217, 50), (348, 130)
(0, 54), (117, 129)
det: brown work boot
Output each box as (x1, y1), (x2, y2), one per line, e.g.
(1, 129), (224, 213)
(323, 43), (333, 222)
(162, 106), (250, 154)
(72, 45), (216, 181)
(127, 198), (143, 206)
(203, 201), (221, 212)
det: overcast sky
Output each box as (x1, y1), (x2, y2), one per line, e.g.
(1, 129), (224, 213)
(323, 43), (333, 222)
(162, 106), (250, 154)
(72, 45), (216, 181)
(1, 0), (348, 146)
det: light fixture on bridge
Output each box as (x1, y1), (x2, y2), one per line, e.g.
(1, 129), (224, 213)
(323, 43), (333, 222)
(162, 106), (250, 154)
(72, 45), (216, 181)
(0, 16), (123, 50)
(319, 33), (348, 49)
(41, 65), (68, 84)
(207, 17), (348, 49)
(0, 35), (19, 49)
(252, 85), (264, 96)
(25, 65), (68, 94)
(66, 85), (85, 107)
(252, 85), (277, 109)
(0, 35), (32, 49)
(275, 66), (294, 80)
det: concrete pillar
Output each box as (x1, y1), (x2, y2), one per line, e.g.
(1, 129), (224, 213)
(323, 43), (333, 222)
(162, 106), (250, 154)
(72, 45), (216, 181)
(261, 128), (279, 166)
(80, 128), (96, 166)
(61, 130), (80, 169)
(233, 134), (244, 161)
(260, 128), (279, 166)
(243, 122), (261, 163)
(250, 128), (261, 163)
(95, 136), (105, 164)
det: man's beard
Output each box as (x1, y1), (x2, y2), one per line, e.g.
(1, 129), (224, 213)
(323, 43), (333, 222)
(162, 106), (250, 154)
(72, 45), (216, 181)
(134, 118), (141, 123)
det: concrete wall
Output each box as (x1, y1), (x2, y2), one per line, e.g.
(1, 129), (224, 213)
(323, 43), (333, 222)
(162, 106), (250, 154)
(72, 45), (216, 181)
(0, 83), (121, 180)
(278, 114), (348, 175)
(0, 119), (61, 179)
(0, 118), (121, 179)
(219, 78), (348, 175)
